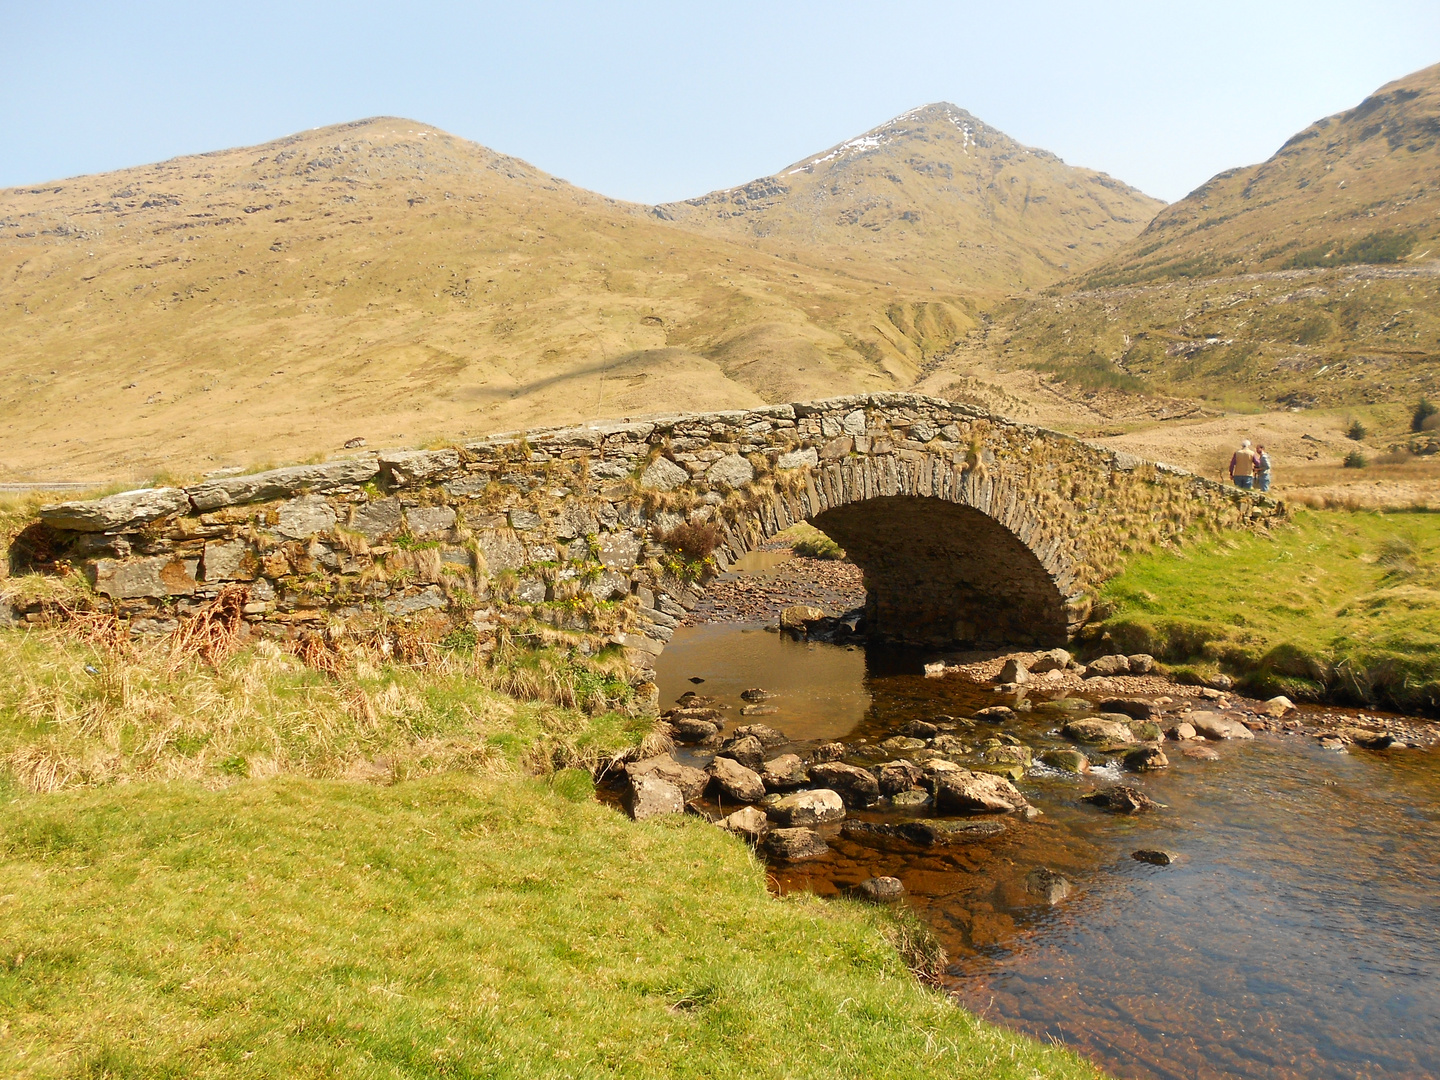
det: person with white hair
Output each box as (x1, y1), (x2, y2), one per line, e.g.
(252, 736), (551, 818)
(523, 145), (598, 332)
(1229, 439), (1257, 489)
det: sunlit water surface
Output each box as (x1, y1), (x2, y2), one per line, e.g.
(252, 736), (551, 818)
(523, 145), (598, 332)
(656, 624), (1440, 1080)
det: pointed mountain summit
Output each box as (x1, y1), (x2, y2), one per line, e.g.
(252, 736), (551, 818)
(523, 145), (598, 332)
(654, 103), (1164, 289)
(1086, 62), (1440, 283)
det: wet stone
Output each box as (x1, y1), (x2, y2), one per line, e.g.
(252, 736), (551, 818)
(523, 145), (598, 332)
(740, 688), (773, 702)
(733, 723), (786, 746)
(1188, 712), (1255, 741)
(1100, 698), (1156, 721)
(886, 789), (933, 810)
(854, 876), (905, 903)
(875, 759), (924, 796)
(1040, 748), (1090, 774)
(903, 720), (939, 739)
(808, 741), (846, 764)
(808, 762), (881, 808)
(843, 818), (1006, 847)
(1133, 849), (1178, 866)
(1167, 722), (1198, 741)
(766, 789), (845, 827)
(1181, 744), (1221, 761)
(1064, 719), (1136, 745)
(715, 734), (766, 771)
(1026, 867), (1072, 905)
(717, 806), (770, 842)
(932, 769), (1029, 814)
(764, 827), (829, 861)
(880, 735), (928, 752)
(974, 706), (1016, 724)
(706, 756), (765, 803)
(759, 754), (810, 792)
(1083, 786), (1162, 814)
(1124, 746), (1170, 771)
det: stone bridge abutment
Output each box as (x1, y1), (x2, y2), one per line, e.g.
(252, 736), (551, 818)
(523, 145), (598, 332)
(8, 394), (1283, 672)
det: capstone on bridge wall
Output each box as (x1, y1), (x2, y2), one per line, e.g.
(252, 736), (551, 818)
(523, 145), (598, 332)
(5, 394), (1282, 670)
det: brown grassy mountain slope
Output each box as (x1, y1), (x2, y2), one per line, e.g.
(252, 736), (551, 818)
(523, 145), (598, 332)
(656, 103), (1164, 290)
(0, 112), (1162, 483)
(950, 64), (1440, 414)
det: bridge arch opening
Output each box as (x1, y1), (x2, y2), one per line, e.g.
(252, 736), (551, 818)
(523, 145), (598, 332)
(798, 495), (1069, 650)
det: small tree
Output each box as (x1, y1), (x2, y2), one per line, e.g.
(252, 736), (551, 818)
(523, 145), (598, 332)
(1414, 398), (1439, 433)
(1346, 419), (1368, 441)
(1343, 449), (1368, 469)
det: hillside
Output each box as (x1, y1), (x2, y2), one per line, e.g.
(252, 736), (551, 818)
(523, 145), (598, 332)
(656, 103), (1164, 290)
(949, 63), (1440, 415)
(0, 111), (1158, 483)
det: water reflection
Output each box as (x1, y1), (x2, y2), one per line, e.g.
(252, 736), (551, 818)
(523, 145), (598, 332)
(654, 625), (1440, 1080)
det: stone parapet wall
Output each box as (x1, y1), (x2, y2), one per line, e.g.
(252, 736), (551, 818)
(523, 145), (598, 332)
(5, 394), (1284, 669)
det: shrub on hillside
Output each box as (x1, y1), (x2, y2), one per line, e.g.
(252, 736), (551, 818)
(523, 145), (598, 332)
(1414, 398), (1439, 433)
(1343, 449), (1369, 469)
(660, 521), (721, 564)
(1346, 419), (1368, 441)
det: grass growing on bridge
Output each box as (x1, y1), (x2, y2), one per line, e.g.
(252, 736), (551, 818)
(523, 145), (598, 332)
(1095, 508), (1440, 712)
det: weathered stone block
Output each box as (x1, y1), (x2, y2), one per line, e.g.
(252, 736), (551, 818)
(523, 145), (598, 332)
(202, 540), (253, 582)
(706, 454), (754, 489)
(640, 457), (689, 491)
(91, 555), (197, 598)
(776, 447), (818, 470)
(41, 487), (190, 532)
(187, 456), (378, 510)
(407, 506), (457, 538)
(277, 496), (338, 539)
(380, 449), (462, 486)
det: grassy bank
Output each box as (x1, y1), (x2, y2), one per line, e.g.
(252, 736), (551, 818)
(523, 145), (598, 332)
(0, 629), (1099, 1079)
(1094, 509), (1440, 713)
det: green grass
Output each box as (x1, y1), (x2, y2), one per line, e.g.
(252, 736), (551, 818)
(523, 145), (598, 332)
(1095, 509), (1440, 712)
(781, 522), (846, 560)
(0, 774), (1099, 1079)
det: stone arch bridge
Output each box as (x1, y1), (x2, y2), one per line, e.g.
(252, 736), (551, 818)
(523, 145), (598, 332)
(15, 394), (1282, 670)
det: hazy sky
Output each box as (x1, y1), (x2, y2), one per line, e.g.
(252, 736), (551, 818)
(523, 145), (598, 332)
(3, 1), (1439, 204)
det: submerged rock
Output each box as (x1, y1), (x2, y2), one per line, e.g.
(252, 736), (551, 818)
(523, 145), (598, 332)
(808, 741), (846, 764)
(1040, 748), (1090, 774)
(843, 818), (1007, 846)
(1124, 746), (1170, 771)
(733, 723), (786, 746)
(1188, 712), (1255, 741)
(1025, 867), (1072, 905)
(1063, 718), (1136, 745)
(1083, 786), (1162, 813)
(1166, 722), (1198, 741)
(886, 789), (933, 810)
(875, 759), (924, 796)
(740, 687), (773, 702)
(759, 754), (810, 792)
(715, 734), (765, 770)
(1133, 849), (1178, 866)
(854, 876), (905, 903)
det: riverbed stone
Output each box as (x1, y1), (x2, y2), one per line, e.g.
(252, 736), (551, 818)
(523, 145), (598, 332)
(808, 742), (846, 764)
(766, 788), (845, 826)
(1188, 712), (1255, 740)
(1181, 743), (1221, 761)
(1083, 786), (1162, 813)
(998, 658), (1031, 684)
(667, 714), (721, 743)
(887, 789), (932, 810)
(626, 774), (685, 820)
(875, 759), (924, 796)
(733, 723), (786, 746)
(625, 755), (709, 802)
(855, 876), (905, 903)
(880, 735), (928, 752)
(717, 806), (770, 842)
(1264, 695), (1296, 717)
(1025, 867), (1072, 905)
(759, 754), (809, 792)
(1029, 648), (1073, 674)
(715, 734), (766, 770)
(808, 762), (881, 808)
(1127, 653), (1156, 674)
(903, 720), (939, 739)
(706, 756), (765, 803)
(973, 706), (1016, 724)
(764, 827), (829, 861)
(1063, 718), (1136, 745)
(1085, 654), (1131, 677)
(1040, 748), (1090, 773)
(780, 604), (825, 629)
(1124, 746), (1170, 771)
(739, 687), (773, 702)
(932, 769), (1029, 814)
(1166, 722), (1198, 741)
(1100, 698), (1156, 721)
(982, 744), (1033, 768)
(1133, 849), (1178, 866)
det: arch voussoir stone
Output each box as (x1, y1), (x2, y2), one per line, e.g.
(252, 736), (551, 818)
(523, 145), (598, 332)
(20, 393), (1285, 671)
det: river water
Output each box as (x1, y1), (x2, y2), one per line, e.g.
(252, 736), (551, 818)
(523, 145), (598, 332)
(655, 622), (1440, 1080)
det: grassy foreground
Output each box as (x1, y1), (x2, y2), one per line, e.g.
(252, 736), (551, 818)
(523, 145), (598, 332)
(0, 629), (1099, 1079)
(1095, 509), (1440, 712)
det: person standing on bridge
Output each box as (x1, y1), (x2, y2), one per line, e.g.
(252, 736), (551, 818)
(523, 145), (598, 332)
(1229, 439), (1256, 489)
(1254, 444), (1272, 492)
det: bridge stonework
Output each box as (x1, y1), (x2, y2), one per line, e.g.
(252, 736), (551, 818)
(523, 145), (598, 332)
(10, 394), (1282, 671)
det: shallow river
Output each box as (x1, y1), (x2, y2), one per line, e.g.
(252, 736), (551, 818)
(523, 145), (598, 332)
(655, 623), (1440, 1080)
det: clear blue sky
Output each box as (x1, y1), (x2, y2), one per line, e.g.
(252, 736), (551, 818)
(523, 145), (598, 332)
(3, 1), (1438, 204)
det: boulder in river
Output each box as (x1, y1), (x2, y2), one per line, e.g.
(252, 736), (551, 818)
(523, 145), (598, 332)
(903, 720), (939, 739)
(932, 769), (1029, 814)
(880, 735), (928, 752)
(1025, 867), (1072, 905)
(1264, 695), (1296, 717)
(1100, 698), (1156, 721)
(1063, 718), (1136, 745)
(740, 704), (778, 716)
(1188, 711), (1255, 741)
(875, 759), (924, 796)
(667, 712), (721, 743)
(1040, 748), (1090, 774)
(706, 756), (765, 803)
(1166, 722), (1198, 741)
(1133, 849), (1178, 866)
(1083, 786), (1162, 813)
(715, 734), (765, 770)
(928, 733), (969, 754)
(887, 789), (932, 810)
(625, 755), (709, 802)
(779, 605), (825, 630)
(733, 723), (786, 746)
(626, 775), (685, 820)
(717, 806), (770, 842)
(854, 876), (905, 903)
(809, 762), (881, 808)
(982, 744), (1033, 768)
(759, 754), (810, 792)
(740, 687), (773, 702)
(844, 818), (1007, 846)
(973, 706), (1016, 724)
(764, 827), (829, 860)
(808, 741), (846, 764)
(1181, 743), (1221, 761)
(1124, 746), (1170, 771)
(766, 788), (845, 826)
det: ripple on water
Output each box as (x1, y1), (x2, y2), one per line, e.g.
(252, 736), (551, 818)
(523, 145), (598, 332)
(655, 623), (1440, 1080)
